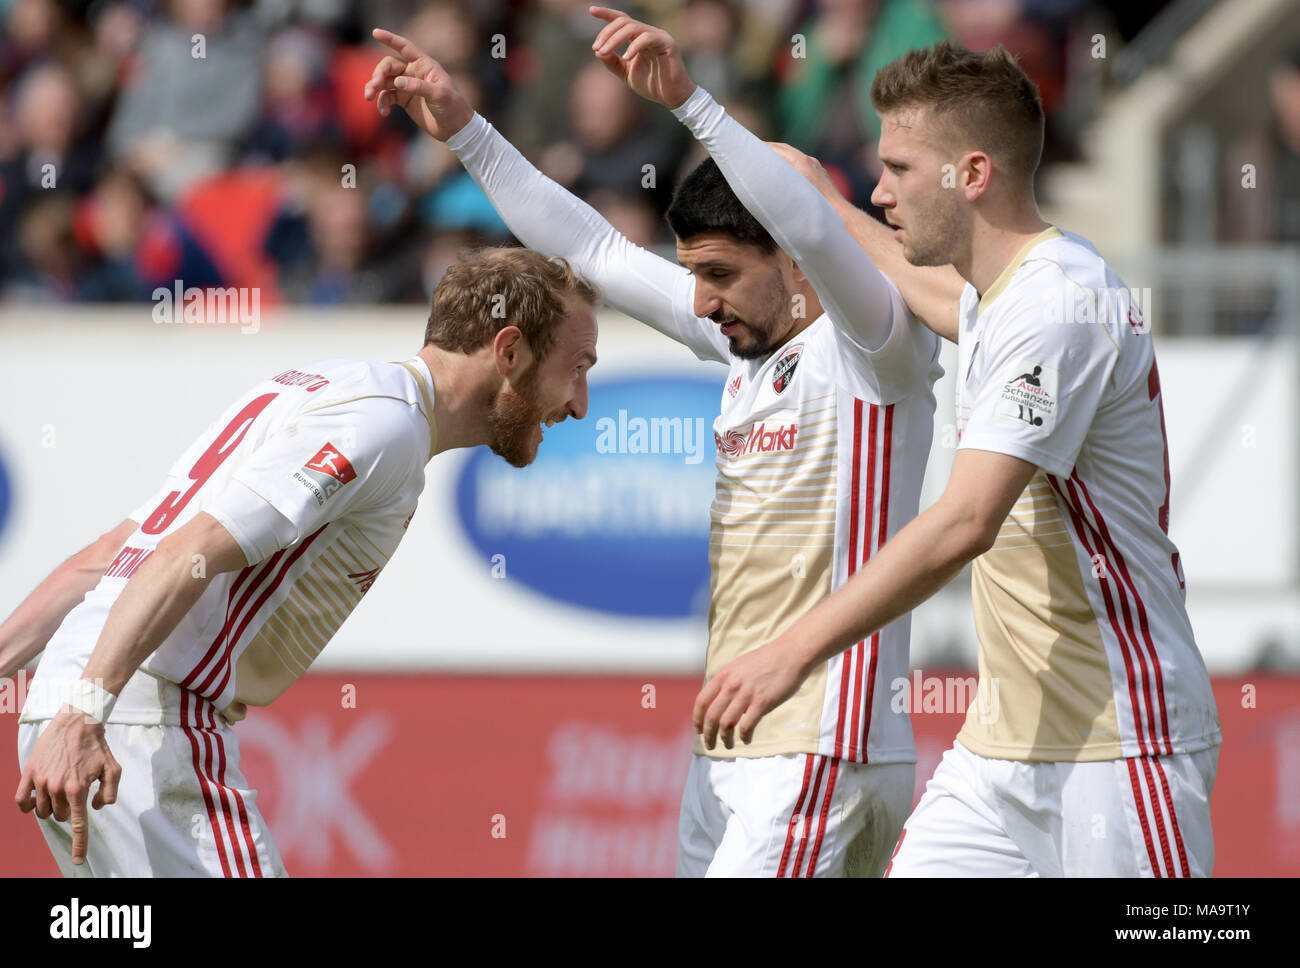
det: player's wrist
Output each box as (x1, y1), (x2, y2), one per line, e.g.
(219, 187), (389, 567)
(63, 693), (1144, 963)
(61, 678), (118, 726)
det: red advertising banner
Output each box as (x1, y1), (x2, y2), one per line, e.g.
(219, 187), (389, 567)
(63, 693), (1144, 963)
(1, 673), (1295, 876)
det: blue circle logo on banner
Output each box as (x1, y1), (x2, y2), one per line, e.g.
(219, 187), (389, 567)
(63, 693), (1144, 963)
(0, 445), (11, 547)
(455, 376), (719, 618)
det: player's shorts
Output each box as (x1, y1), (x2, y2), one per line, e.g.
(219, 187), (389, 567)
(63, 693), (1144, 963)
(885, 739), (1219, 877)
(677, 751), (914, 877)
(17, 672), (286, 878)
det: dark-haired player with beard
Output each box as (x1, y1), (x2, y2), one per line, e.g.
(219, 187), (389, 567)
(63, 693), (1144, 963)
(6, 246), (597, 876)
(360, 16), (963, 877)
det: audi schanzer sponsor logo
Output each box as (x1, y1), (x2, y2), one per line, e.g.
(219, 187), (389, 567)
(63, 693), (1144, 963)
(714, 421), (799, 459)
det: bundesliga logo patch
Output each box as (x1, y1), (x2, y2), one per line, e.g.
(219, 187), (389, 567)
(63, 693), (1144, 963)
(294, 443), (357, 506)
(771, 344), (803, 394)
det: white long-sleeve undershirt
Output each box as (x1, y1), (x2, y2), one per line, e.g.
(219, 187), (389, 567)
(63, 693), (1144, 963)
(446, 113), (729, 364)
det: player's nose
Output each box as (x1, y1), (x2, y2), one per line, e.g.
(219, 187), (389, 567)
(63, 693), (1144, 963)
(871, 176), (894, 211)
(568, 375), (589, 421)
(693, 285), (722, 321)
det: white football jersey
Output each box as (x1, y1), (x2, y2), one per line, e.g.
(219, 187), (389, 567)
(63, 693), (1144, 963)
(24, 357), (436, 723)
(953, 227), (1221, 761)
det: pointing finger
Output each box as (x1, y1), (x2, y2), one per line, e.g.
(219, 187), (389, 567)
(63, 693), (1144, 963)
(371, 28), (424, 63)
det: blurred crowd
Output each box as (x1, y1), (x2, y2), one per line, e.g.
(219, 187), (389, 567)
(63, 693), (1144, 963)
(1, 0), (1288, 306)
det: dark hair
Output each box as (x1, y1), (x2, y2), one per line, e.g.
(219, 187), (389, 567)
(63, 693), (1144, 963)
(871, 41), (1045, 186)
(424, 247), (598, 361)
(665, 157), (777, 253)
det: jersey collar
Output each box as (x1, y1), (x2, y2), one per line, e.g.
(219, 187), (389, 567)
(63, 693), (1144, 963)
(397, 358), (438, 461)
(977, 226), (1063, 316)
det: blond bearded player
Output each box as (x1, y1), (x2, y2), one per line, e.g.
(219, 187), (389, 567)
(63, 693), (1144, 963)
(696, 43), (1222, 877)
(361, 10), (959, 876)
(4, 248), (598, 876)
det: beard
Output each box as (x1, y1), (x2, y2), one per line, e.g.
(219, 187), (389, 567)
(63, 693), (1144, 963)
(901, 194), (964, 267)
(715, 268), (791, 361)
(487, 362), (546, 468)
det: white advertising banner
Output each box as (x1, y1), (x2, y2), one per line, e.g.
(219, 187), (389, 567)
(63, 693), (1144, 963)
(0, 307), (1293, 672)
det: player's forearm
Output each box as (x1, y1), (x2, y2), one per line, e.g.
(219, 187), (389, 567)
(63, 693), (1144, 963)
(782, 501), (988, 677)
(830, 201), (963, 343)
(0, 554), (110, 680)
(672, 86), (895, 344)
(80, 545), (216, 697)
(446, 113), (685, 327)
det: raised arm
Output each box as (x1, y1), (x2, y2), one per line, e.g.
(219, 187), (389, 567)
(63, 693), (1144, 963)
(364, 27), (727, 364)
(591, 8), (897, 353)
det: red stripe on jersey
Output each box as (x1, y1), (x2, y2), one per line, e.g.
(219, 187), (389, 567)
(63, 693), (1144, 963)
(834, 402), (865, 760)
(804, 757), (840, 876)
(861, 405), (893, 759)
(1126, 758), (1163, 876)
(1071, 471), (1172, 754)
(778, 755), (816, 878)
(213, 728), (264, 877)
(847, 406), (879, 759)
(1063, 473), (1164, 753)
(1050, 476), (1153, 755)
(1151, 757), (1191, 876)
(201, 727), (248, 877)
(182, 550), (286, 689)
(1139, 756), (1177, 877)
(199, 523), (330, 701)
(791, 755), (828, 877)
(182, 692), (232, 877)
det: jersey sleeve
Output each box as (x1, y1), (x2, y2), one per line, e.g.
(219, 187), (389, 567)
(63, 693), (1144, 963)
(201, 398), (421, 564)
(958, 286), (1119, 477)
(446, 112), (729, 364)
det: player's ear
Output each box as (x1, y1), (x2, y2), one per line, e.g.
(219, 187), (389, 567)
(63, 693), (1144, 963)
(491, 325), (530, 377)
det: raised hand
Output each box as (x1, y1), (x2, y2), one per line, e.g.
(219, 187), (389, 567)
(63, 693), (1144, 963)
(363, 28), (474, 142)
(589, 6), (697, 110)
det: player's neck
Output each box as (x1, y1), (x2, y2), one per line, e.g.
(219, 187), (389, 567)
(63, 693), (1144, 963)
(963, 203), (1050, 300)
(418, 345), (493, 458)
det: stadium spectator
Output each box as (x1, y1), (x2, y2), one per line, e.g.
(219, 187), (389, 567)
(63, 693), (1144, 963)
(775, 0), (948, 199)
(105, 0), (265, 201)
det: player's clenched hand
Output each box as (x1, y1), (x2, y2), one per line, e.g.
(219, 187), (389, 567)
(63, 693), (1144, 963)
(590, 7), (696, 109)
(15, 706), (121, 867)
(692, 639), (808, 750)
(364, 28), (474, 142)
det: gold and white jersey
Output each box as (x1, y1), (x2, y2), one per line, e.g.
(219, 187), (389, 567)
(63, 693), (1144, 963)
(23, 358), (435, 724)
(704, 313), (941, 761)
(953, 227), (1221, 762)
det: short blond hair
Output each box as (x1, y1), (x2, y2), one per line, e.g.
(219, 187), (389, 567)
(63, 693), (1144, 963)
(424, 247), (599, 361)
(871, 41), (1045, 186)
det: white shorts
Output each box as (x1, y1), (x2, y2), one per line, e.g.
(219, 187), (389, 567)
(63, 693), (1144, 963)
(677, 752), (914, 877)
(885, 740), (1219, 877)
(17, 676), (285, 878)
